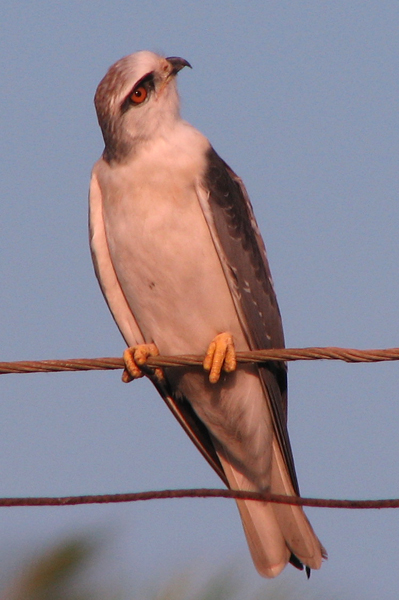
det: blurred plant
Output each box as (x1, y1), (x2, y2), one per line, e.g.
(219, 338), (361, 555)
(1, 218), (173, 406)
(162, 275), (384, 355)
(0, 535), (118, 600)
(0, 534), (337, 600)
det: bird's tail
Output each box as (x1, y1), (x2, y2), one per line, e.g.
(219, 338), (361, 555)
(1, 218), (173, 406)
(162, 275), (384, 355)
(216, 438), (326, 578)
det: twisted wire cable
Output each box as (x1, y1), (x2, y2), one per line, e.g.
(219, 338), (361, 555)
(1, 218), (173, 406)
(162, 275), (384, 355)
(1, 346), (399, 375)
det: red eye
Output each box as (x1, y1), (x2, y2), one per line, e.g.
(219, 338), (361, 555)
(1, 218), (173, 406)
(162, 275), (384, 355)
(131, 85), (148, 104)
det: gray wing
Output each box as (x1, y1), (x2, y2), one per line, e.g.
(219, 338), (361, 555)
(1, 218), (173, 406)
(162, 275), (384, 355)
(200, 147), (299, 495)
(150, 376), (228, 485)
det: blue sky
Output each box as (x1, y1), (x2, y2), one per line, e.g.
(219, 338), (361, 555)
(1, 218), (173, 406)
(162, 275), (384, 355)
(1, 2), (399, 597)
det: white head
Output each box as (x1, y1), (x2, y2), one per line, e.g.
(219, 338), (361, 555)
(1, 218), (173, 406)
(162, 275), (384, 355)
(94, 51), (191, 163)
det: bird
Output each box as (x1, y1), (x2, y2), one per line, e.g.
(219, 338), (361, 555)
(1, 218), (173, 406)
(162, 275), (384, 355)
(89, 50), (326, 578)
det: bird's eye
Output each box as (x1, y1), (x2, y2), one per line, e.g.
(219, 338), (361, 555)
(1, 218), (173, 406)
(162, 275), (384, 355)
(121, 74), (154, 113)
(130, 85), (148, 104)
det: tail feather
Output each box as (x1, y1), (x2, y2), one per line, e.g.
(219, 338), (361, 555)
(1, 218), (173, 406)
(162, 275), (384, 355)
(216, 438), (326, 578)
(218, 454), (290, 578)
(271, 437), (327, 568)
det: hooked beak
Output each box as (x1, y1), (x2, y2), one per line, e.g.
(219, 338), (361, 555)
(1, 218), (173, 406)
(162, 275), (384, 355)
(157, 56), (192, 96)
(166, 56), (192, 75)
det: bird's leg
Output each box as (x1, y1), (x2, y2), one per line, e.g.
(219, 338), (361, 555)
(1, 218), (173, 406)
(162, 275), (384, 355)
(122, 343), (164, 383)
(203, 332), (237, 384)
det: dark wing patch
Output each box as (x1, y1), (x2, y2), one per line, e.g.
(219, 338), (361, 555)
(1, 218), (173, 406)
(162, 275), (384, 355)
(202, 147), (299, 494)
(149, 374), (228, 486)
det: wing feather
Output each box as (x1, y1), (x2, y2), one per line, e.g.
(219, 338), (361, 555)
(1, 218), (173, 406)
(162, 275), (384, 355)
(197, 147), (326, 569)
(198, 148), (298, 493)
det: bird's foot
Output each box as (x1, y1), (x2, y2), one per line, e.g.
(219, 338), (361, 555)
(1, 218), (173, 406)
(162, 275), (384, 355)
(203, 332), (236, 383)
(122, 343), (164, 383)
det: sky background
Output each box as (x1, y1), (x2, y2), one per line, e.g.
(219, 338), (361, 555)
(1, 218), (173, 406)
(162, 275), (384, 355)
(1, 1), (399, 598)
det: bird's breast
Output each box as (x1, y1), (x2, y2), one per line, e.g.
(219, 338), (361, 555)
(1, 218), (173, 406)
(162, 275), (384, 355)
(98, 138), (247, 357)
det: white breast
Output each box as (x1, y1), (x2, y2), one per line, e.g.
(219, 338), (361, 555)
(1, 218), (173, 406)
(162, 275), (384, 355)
(97, 123), (246, 356)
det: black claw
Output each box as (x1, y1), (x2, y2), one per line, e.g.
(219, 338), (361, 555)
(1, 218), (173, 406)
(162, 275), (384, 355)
(289, 552), (304, 571)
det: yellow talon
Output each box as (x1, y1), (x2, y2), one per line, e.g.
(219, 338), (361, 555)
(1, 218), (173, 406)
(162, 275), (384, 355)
(122, 343), (164, 383)
(203, 332), (236, 383)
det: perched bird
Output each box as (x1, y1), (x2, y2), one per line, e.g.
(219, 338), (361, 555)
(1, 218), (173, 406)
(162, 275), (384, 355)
(89, 51), (326, 578)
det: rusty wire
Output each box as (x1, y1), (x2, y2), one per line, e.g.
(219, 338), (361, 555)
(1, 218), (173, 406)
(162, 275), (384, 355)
(1, 488), (399, 509)
(1, 346), (399, 375)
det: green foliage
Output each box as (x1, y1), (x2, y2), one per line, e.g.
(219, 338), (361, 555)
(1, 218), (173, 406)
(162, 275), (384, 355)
(3, 536), (103, 600)
(1, 534), (336, 600)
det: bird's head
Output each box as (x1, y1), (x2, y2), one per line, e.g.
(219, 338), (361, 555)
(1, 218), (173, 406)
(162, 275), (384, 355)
(94, 51), (191, 163)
